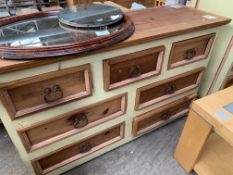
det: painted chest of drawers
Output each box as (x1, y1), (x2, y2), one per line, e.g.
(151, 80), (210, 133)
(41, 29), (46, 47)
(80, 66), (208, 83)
(0, 6), (230, 175)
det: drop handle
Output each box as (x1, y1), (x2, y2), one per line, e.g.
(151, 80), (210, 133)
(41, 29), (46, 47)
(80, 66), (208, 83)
(129, 65), (142, 78)
(165, 84), (176, 95)
(185, 48), (196, 60)
(73, 113), (89, 128)
(43, 84), (63, 103)
(79, 142), (92, 153)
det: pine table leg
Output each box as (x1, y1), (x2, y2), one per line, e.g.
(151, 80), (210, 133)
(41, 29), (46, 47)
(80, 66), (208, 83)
(174, 110), (212, 173)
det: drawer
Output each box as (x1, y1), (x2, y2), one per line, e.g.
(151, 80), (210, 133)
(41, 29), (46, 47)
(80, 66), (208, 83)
(135, 67), (204, 110)
(222, 74), (233, 89)
(0, 64), (92, 120)
(32, 123), (125, 175)
(103, 46), (165, 90)
(133, 95), (195, 136)
(168, 33), (215, 69)
(18, 94), (127, 152)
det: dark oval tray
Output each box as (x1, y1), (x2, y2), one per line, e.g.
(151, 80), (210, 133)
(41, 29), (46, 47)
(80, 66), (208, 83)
(0, 10), (134, 60)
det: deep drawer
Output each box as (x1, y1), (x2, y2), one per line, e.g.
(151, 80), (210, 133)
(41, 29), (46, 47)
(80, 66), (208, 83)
(135, 67), (204, 110)
(0, 64), (92, 119)
(133, 95), (195, 136)
(103, 46), (164, 90)
(18, 94), (127, 152)
(168, 33), (215, 69)
(32, 123), (125, 175)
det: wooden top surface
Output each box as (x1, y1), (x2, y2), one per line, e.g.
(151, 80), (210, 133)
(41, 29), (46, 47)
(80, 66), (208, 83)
(192, 87), (233, 146)
(0, 6), (231, 74)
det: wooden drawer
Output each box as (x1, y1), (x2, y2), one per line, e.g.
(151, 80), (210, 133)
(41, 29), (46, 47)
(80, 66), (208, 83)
(222, 74), (233, 89)
(0, 64), (92, 120)
(168, 33), (215, 69)
(133, 95), (195, 136)
(18, 94), (127, 152)
(135, 67), (204, 110)
(103, 46), (164, 90)
(32, 123), (125, 175)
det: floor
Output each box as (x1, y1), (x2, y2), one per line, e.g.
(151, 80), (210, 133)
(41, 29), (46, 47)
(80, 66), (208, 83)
(0, 118), (194, 175)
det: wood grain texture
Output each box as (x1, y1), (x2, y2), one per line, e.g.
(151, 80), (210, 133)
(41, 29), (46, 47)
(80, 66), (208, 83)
(135, 67), (204, 110)
(103, 46), (164, 91)
(0, 64), (93, 119)
(168, 33), (215, 69)
(32, 123), (125, 175)
(194, 133), (233, 175)
(222, 74), (233, 89)
(18, 94), (127, 152)
(0, 6), (230, 74)
(133, 94), (196, 137)
(192, 86), (233, 147)
(174, 109), (212, 173)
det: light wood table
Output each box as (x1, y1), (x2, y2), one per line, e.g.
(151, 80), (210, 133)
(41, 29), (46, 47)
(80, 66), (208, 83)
(174, 86), (233, 175)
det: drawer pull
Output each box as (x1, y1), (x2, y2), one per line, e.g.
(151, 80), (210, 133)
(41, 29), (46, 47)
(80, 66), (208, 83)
(160, 112), (171, 120)
(73, 113), (88, 128)
(43, 85), (63, 103)
(129, 65), (142, 78)
(102, 108), (109, 115)
(79, 142), (92, 153)
(165, 84), (176, 94)
(185, 48), (196, 60)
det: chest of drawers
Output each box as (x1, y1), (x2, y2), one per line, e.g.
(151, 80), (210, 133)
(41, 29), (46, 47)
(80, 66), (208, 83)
(0, 6), (230, 175)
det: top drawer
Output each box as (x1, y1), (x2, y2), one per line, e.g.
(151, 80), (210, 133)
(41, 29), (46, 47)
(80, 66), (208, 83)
(103, 46), (165, 90)
(0, 64), (92, 120)
(168, 33), (215, 69)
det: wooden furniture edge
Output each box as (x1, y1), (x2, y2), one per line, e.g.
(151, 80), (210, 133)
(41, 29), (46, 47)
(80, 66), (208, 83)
(0, 7), (230, 74)
(174, 109), (212, 173)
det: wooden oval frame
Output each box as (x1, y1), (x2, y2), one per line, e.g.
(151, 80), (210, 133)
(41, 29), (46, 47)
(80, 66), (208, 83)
(0, 10), (135, 60)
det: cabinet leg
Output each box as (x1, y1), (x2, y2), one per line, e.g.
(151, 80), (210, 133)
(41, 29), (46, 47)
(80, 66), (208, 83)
(174, 110), (212, 173)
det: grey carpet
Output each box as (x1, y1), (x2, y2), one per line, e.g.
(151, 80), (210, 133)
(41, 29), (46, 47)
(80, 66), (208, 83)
(0, 118), (195, 175)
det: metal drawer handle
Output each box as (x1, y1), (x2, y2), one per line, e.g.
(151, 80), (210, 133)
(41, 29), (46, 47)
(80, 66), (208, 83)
(129, 65), (142, 78)
(160, 112), (171, 120)
(185, 48), (196, 60)
(73, 113), (88, 128)
(165, 84), (176, 94)
(79, 142), (92, 153)
(43, 84), (63, 103)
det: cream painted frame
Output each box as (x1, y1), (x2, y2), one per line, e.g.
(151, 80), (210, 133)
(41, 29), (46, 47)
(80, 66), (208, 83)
(0, 27), (220, 175)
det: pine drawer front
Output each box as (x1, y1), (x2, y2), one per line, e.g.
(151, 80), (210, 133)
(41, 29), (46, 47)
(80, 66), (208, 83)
(18, 94), (127, 152)
(133, 95), (195, 137)
(103, 46), (165, 90)
(168, 33), (215, 69)
(0, 64), (92, 120)
(135, 67), (204, 110)
(32, 123), (125, 175)
(223, 74), (233, 89)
